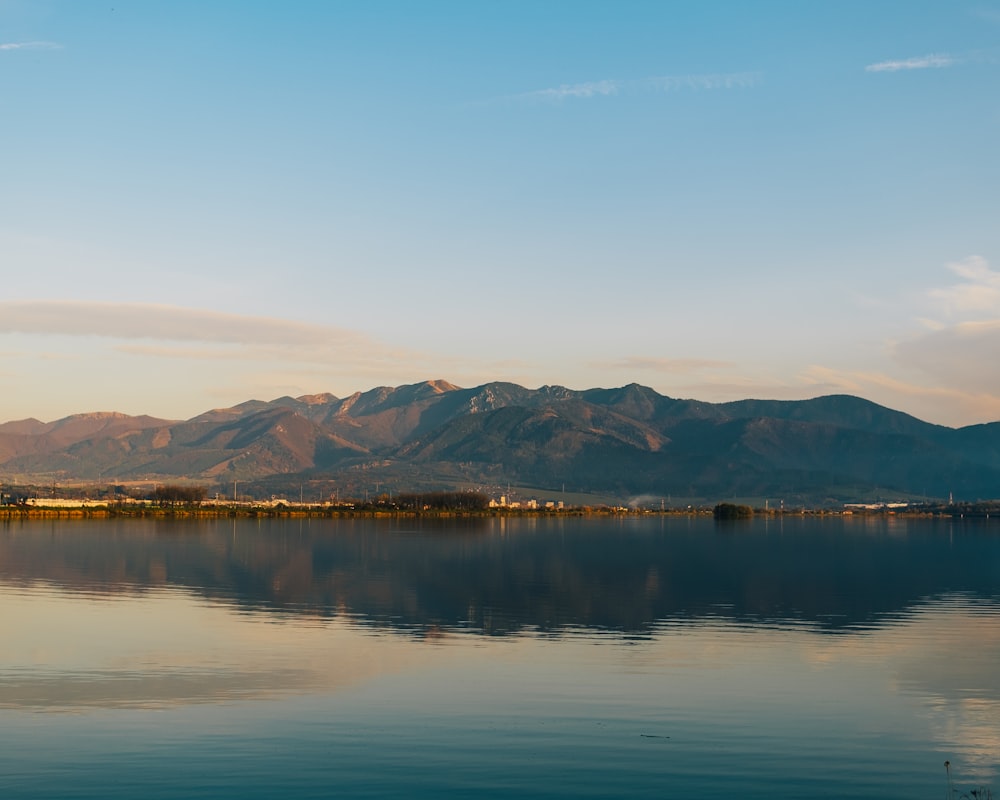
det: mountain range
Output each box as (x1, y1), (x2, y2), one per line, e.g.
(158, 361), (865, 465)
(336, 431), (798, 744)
(2, 380), (999, 504)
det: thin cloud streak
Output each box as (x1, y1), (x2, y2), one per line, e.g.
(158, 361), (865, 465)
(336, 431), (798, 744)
(801, 365), (1000, 427)
(511, 71), (758, 103)
(518, 79), (621, 101)
(591, 356), (734, 373)
(673, 378), (828, 402)
(114, 342), (438, 372)
(973, 8), (1000, 24)
(865, 53), (955, 72)
(0, 301), (465, 378)
(0, 301), (365, 347)
(646, 71), (760, 91)
(0, 302), (580, 391)
(672, 361), (1000, 427)
(0, 41), (61, 51)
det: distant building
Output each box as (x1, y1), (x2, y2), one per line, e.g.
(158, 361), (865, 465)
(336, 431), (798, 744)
(843, 502), (909, 511)
(26, 498), (109, 509)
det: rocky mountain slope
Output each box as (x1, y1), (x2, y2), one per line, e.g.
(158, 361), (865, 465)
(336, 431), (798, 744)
(2, 380), (999, 502)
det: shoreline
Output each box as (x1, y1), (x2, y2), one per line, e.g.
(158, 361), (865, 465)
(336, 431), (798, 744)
(0, 505), (987, 521)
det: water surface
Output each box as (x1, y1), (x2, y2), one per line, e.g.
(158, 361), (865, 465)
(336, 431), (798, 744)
(1, 515), (998, 798)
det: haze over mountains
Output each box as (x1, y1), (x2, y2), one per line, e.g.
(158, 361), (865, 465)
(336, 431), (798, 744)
(2, 380), (999, 504)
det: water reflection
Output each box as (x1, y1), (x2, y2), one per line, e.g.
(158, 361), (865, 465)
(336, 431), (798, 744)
(0, 515), (996, 634)
(0, 584), (436, 711)
(1, 516), (998, 797)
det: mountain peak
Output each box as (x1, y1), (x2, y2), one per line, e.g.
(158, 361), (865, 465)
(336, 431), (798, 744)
(58, 411), (131, 422)
(296, 392), (339, 405)
(0, 417), (48, 436)
(425, 379), (459, 393)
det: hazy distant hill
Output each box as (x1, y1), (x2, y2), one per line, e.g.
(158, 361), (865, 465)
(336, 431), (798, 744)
(2, 381), (999, 503)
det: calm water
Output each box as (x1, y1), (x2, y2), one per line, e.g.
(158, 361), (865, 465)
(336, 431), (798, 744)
(1, 515), (998, 799)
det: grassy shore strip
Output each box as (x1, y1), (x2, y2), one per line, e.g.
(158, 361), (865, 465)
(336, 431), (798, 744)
(0, 505), (984, 520)
(0, 506), (686, 520)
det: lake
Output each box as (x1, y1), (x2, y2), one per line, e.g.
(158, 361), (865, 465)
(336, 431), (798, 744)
(1, 514), (998, 798)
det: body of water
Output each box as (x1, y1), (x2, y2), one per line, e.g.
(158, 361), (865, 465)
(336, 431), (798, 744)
(1, 515), (998, 798)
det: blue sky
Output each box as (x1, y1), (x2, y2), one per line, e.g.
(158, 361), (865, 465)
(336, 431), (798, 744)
(2, 1), (999, 426)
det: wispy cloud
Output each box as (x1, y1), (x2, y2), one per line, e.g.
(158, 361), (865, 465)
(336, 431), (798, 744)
(510, 71), (759, 103)
(0, 300), (468, 378)
(646, 72), (760, 91)
(672, 377), (829, 402)
(893, 320), (1000, 396)
(972, 7), (1000, 25)
(676, 361), (1000, 427)
(0, 301), (364, 347)
(590, 356), (734, 373)
(927, 256), (1000, 317)
(518, 79), (621, 102)
(801, 364), (1000, 426)
(0, 41), (61, 51)
(839, 257), (1000, 421)
(792, 256), (1000, 425)
(865, 53), (955, 72)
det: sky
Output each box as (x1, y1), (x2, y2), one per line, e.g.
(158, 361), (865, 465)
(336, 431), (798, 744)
(2, 1), (999, 427)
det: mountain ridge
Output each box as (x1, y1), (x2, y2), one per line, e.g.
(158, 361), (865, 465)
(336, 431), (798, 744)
(2, 381), (998, 503)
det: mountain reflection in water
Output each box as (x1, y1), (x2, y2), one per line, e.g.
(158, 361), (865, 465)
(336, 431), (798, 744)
(1, 516), (998, 800)
(0, 515), (996, 634)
